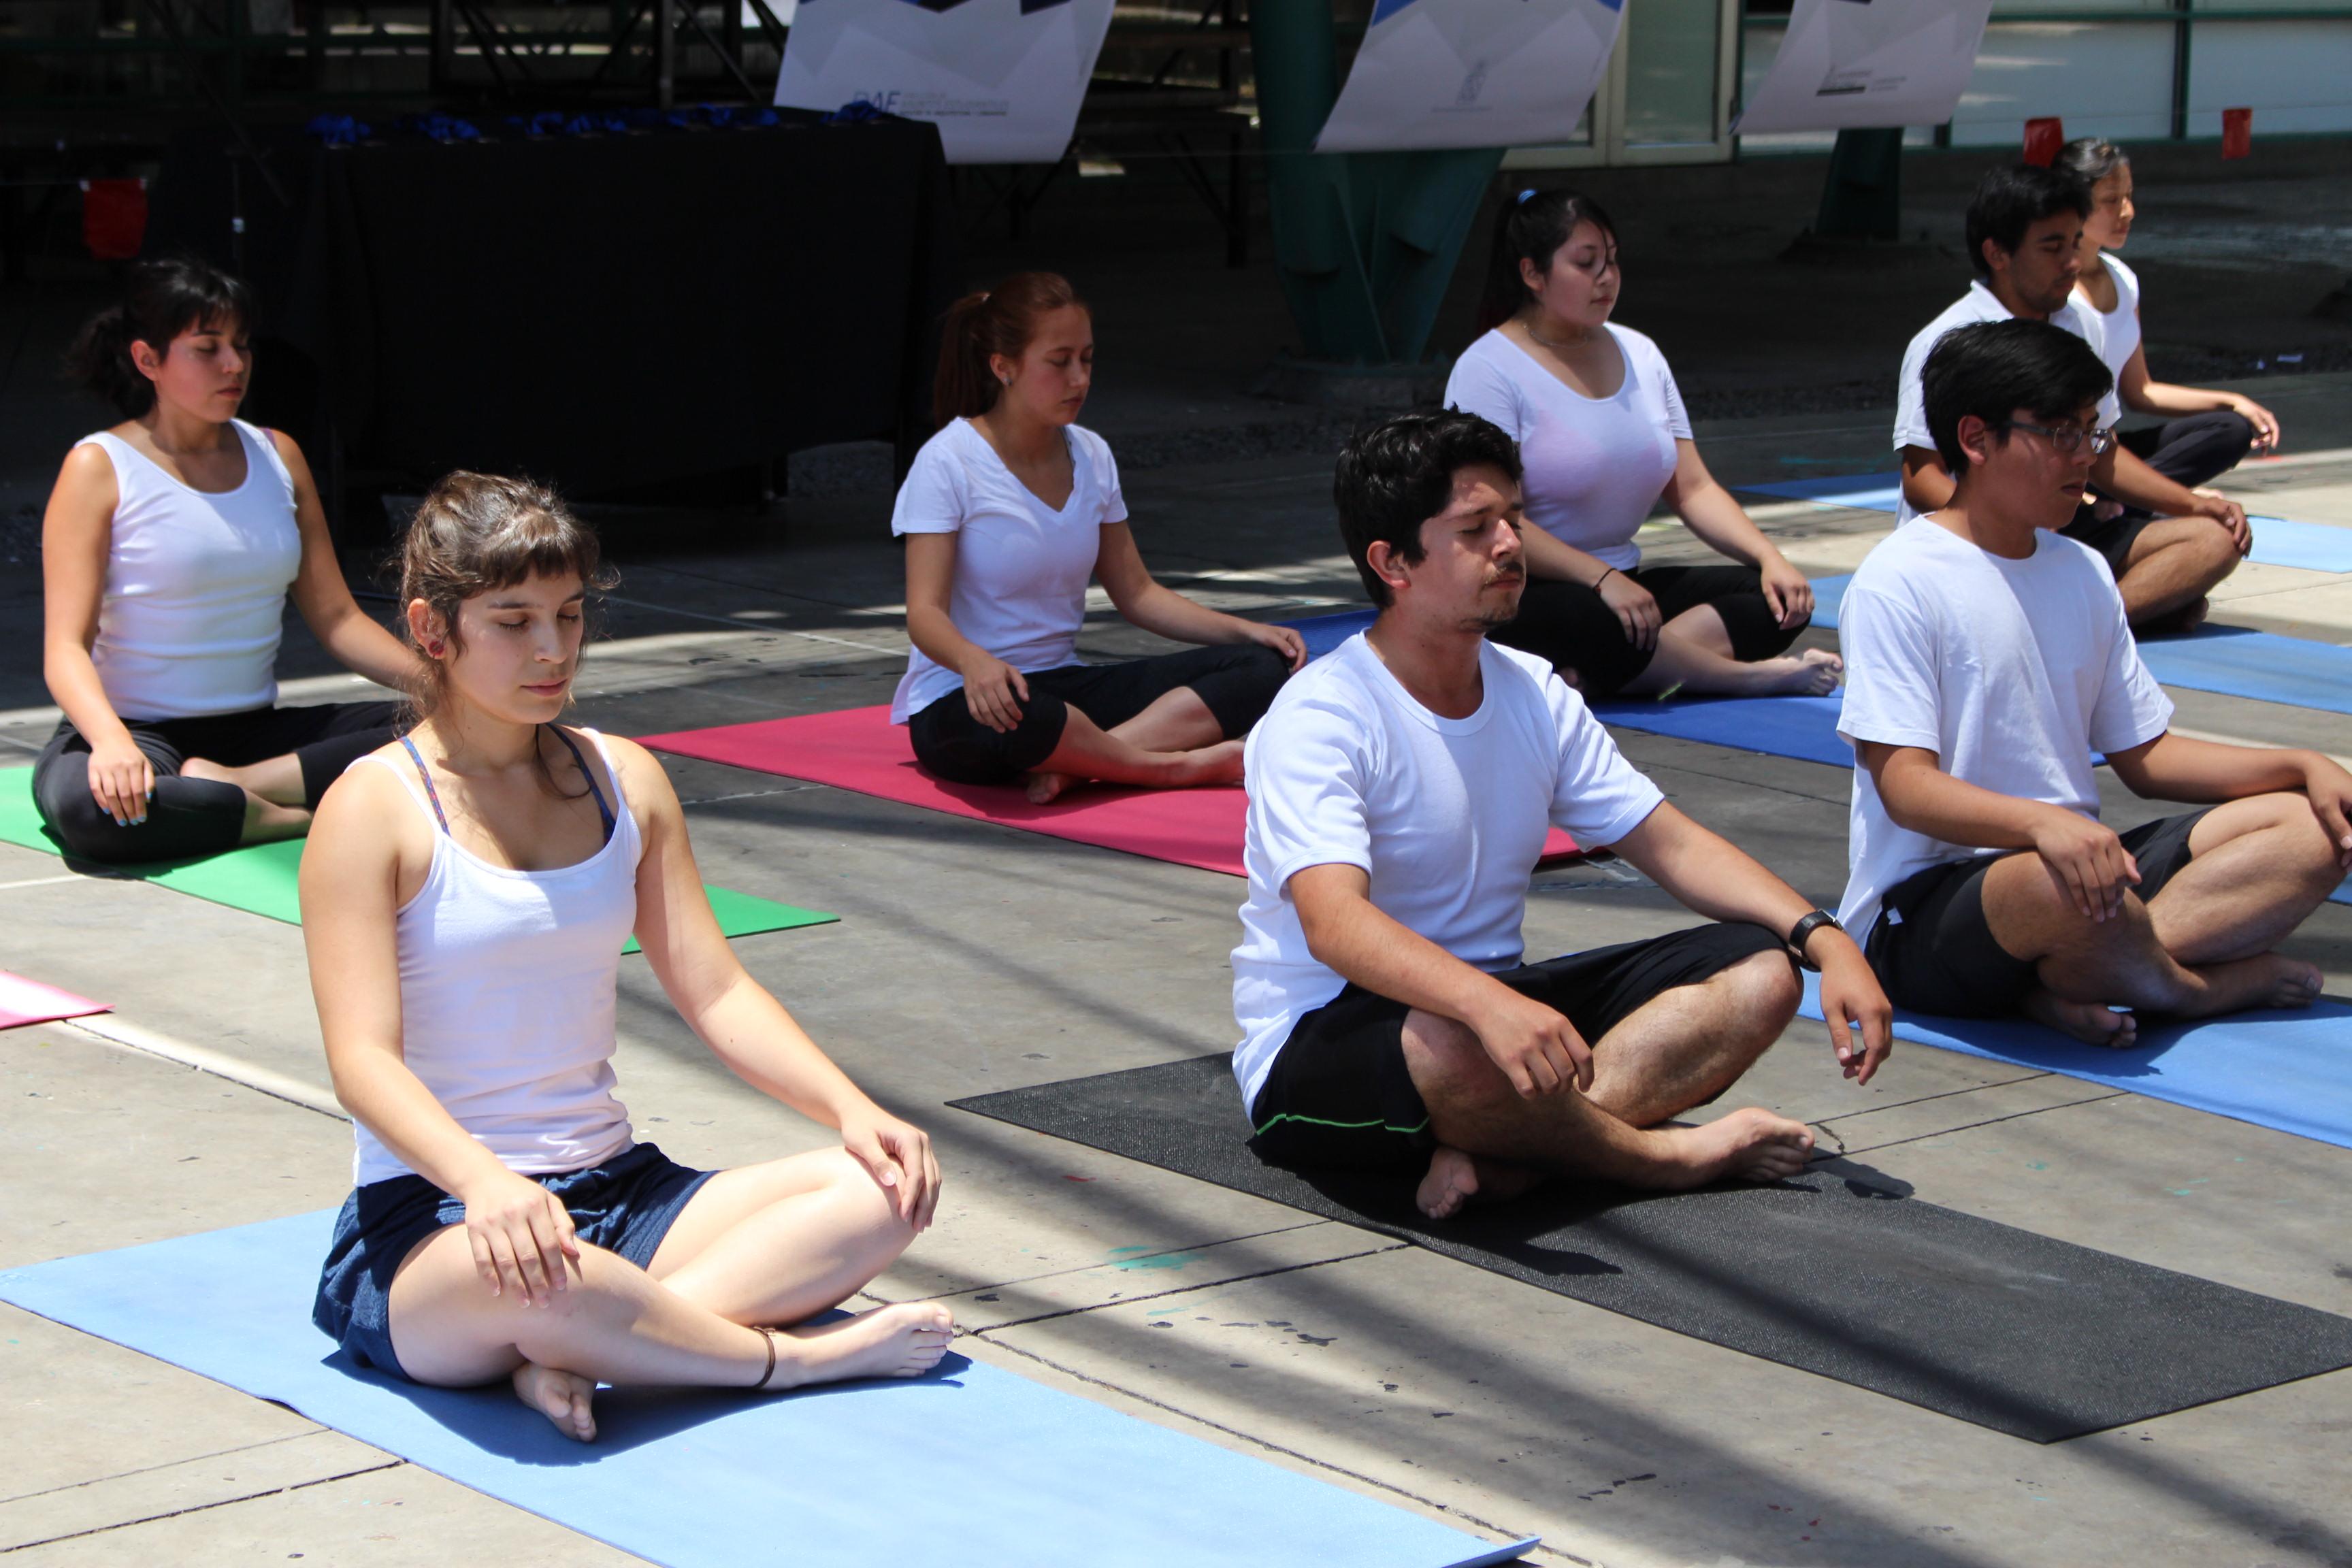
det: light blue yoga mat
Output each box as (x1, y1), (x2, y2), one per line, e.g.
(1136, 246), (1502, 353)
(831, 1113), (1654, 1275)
(1279, 610), (1854, 768)
(1739, 474), (2352, 573)
(0, 1213), (1533, 1568)
(1799, 973), (2352, 1152)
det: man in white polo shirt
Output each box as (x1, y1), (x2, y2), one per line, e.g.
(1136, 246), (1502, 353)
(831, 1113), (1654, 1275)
(1232, 411), (1894, 1221)
(1844, 318), (2348, 1043)
(1894, 164), (2247, 633)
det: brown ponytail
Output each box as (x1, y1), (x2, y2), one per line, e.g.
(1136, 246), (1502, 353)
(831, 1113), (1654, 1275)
(66, 255), (255, 418)
(931, 272), (1088, 429)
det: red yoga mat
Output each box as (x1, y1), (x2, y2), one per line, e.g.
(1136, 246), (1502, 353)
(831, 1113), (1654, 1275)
(640, 705), (1580, 879)
(0, 971), (108, 1031)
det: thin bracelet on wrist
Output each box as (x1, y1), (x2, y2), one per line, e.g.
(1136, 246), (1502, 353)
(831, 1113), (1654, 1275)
(1592, 566), (1616, 591)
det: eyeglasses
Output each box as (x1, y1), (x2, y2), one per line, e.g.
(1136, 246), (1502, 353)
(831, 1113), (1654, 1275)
(2002, 420), (2117, 457)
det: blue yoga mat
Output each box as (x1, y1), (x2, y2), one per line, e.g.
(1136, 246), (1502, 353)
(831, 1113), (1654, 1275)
(1739, 474), (2352, 573)
(1800, 973), (2352, 1152)
(1279, 610), (1854, 769)
(0, 1213), (1533, 1568)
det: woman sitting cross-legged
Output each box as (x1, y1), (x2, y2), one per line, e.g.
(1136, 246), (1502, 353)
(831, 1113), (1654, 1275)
(37, 255), (416, 862)
(896, 271), (1305, 804)
(306, 473), (952, 1443)
(1446, 190), (1842, 700)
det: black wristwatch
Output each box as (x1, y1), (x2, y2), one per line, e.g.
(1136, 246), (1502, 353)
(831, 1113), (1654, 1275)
(1786, 909), (1844, 971)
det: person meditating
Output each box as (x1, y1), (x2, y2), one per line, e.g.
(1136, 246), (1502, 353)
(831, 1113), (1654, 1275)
(1443, 189), (1840, 700)
(1893, 165), (2247, 634)
(2060, 137), (2279, 491)
(306, 473), (952, 1443)
(37, 256), (415, 862)
(1232, 410), (1895, 1220)
(895, 272), (1303, 803)
(1840, 320), (2348, 1047)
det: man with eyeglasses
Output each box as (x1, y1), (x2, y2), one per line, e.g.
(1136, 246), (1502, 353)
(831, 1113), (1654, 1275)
(1838, 319), (2349, 1044)
(1891, 165), (2248, 634)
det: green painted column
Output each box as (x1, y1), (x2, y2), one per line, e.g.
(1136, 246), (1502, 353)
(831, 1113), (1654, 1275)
(1248, 0), (1503, 368)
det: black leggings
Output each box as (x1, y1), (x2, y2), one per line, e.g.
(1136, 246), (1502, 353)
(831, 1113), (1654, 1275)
(33, 700), (402, 864)
(908, 644), (1290, 786)
(1491, 564), (1807, 700)
(2121, 409), (2255, 491)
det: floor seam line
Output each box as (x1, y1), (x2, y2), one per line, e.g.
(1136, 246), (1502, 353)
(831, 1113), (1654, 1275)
(1810, 1070), (2065, 1124)
(1831, 1090), (2131, 1156)
(964, 1333), (1562, 1562)
(919, 1220), (1341, 1298)
(0, 1460), (404, 1554)
(966, 1244), (1411, 1334)
(0, 1429), (343, 1505)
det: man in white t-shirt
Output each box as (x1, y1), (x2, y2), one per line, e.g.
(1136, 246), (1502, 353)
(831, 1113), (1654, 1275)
(1232, 411), (1895, 1220)
(1843, 318), (2350, 1043)
(1893, 165), (2248, 634)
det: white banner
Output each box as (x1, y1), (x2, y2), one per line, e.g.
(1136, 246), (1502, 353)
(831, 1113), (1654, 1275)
(1734, 0), (1994, 134)
(1313, 0), (1626, 154)
(774, 0), (1115, 165)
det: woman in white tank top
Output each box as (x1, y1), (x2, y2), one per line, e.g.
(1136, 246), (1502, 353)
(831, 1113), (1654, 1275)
(304, 473), (950, 1443)
(36, 257), (418, 864)
(2058, 137), (2277, 489)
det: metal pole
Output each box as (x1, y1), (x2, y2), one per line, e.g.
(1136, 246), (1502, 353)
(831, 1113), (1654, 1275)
(431, 0), (455, 94)
(655, 0), (676, 109)
(2169, 0), (2192, 140)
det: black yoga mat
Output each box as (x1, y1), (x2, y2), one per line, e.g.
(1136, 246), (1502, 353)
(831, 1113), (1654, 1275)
(951, 1055), (2352, 1443)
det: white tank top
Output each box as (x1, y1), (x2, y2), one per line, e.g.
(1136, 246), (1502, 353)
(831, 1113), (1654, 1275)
(78, 419), (304, 721)
(348, 729), (642, 1188)
(2078, 255), (2143, 387)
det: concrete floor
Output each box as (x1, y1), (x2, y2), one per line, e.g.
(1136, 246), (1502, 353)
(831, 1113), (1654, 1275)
(6, 367), (2352, 1565)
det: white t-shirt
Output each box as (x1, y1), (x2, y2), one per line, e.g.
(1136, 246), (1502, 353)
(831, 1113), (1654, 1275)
(1443, 325), (1692, 572)
(1891, 282), (2122, 525)
(1834, 521), (2174, 936)
(1230, 634), (1666, 1109)
(889, 418), (1128, 723)
(2075, 253), (2143, 388)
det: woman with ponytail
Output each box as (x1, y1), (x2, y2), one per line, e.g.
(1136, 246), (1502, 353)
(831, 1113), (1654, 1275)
(894, 272), (1303, 802)
(37, 256), (416, 862)
(1446, 191), (1840, 700)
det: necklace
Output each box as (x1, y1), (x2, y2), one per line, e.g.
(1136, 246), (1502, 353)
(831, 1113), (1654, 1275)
(1524, 318), (1597, 353)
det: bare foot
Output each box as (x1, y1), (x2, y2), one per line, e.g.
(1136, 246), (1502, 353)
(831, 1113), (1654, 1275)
(1414, 1145), (1542, 1220)
(1024, 770), (1077, 804)
(1650, 1107), (1816, 1188)
(1752, 649), (1844, 696)
(2181, 953), (2324, 1017)
(181, 760), (314, 844)
(513, 1360), (598, 1442)
(1169, 738), (1245, 787)
(768, 1301), (956, 1390)
(2023, 990), (2140, 1048)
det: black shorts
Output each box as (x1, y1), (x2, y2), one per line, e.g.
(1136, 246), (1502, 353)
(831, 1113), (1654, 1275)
(1864, 808), (2210, 1017)
(907, 643), (1290, 786)
(1246, 921), (1787, 1173)
(1490, 564), (1806, 700)
(2060, 506), (2157, 580)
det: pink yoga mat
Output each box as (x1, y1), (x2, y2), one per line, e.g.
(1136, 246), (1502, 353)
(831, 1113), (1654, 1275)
(640, 706), (1580, 878)
(0, 971), (108, 1031)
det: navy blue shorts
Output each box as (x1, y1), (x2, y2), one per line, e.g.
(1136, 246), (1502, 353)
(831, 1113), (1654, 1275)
(313, 1141), (715, 1381)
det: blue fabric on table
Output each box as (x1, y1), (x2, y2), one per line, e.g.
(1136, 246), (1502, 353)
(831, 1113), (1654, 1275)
(1801, 973), (2352, 1151)
(0, 1213), (1535, 1568)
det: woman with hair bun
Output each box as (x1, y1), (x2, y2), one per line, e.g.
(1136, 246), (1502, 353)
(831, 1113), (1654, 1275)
(896, 271), (1303, 803)
(1446, 191), (1840, 700)
(37, 255), (415, 862)
(305, 473), (951, 1443)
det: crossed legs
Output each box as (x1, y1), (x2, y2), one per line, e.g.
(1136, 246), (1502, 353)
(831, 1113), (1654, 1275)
(1399, 949), (1815, 1219)
(387, 1149), (952, 1441)
(2106, 515), (2241, 631)
(1026, 686), (1242, 804)
(1981, 794), (2337, 1045)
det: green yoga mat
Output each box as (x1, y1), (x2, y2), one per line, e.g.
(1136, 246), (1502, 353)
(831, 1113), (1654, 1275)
(0, 768), (832, 950)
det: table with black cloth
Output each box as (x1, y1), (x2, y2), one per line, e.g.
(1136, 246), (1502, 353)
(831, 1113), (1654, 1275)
(143, 114), (956, 503)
